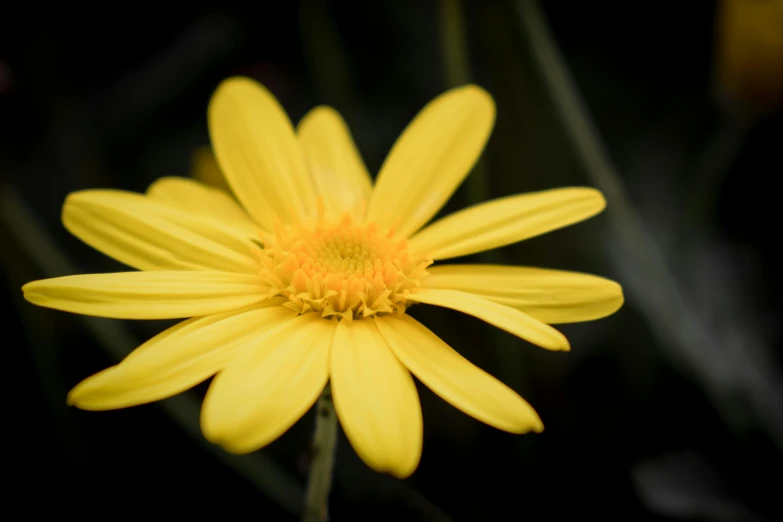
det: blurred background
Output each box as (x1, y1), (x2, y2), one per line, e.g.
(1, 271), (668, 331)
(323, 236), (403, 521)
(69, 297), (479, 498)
(2, 1), (782, 519)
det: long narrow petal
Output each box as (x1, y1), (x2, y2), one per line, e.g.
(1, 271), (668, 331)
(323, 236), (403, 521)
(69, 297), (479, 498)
(23, 271), (267, 319)
(407, 289), (569, 351)
(297, 107), (372, 219)
(409, 188), (606, 260)
(67, 303), (294, 410)
(146, 176), (263, 237)
(366, 86), (495, 238)
(330, 319), (422, 478)
(208, 77), (318, 228)
(422, 265), (624, 324)
(201, 314), (334, 454)
(63, 190), (262, 272)
(375, 315), (542, 433)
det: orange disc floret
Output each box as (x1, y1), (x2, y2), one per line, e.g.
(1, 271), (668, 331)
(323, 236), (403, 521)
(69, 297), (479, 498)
(258, 213), (432, 320)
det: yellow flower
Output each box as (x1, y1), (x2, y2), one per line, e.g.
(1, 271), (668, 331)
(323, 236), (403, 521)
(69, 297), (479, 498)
(23, 78), (622, 478)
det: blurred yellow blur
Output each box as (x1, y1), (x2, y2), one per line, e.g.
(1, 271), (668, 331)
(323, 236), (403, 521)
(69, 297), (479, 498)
(191, 146), (232, 193)
(716, 0), (783, 115)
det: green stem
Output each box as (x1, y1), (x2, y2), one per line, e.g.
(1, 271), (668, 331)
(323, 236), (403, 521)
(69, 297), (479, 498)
(303, 384), (338, 522)
(439, 0), (490, 208)
(514, 0), (783, 450)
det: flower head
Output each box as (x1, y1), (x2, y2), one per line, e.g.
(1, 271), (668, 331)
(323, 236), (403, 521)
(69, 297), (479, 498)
(23, 77), (623, 478)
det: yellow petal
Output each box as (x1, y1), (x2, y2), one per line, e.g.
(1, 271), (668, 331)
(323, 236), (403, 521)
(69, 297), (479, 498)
(63, 190), (262, 272)
(297, 106), (372, 219)
(191, 146), (232, 194)
(208, 77), (318, 228)
(23, 271), (267, 319)
(146, 176), (262, 237)
(375, 314), (542, 433)
(406, 289), (569, 351)
(67, 303), (294, 410)
(330, 319), (422, 478)
(409, 188), (606, 260)
(422, 265), (624, 324)
(366, 85), (495, 238)
(201, 313), (334, 454)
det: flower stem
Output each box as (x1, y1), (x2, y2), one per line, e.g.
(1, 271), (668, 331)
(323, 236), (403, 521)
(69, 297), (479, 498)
(439, 0), (490, 207)
(303, 384), (338, 522)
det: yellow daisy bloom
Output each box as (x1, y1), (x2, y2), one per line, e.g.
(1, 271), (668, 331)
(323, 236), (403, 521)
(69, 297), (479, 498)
(23, 77), (622, 478)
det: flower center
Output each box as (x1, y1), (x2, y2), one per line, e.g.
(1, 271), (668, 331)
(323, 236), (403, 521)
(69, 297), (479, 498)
(258, 213), (432, 320)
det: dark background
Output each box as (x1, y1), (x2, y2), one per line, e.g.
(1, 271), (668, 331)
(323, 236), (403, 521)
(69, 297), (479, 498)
(2, 1), (782, 520)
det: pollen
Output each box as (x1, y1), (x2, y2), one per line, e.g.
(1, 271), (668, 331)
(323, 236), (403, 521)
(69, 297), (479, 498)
(258, 212), (432, 320)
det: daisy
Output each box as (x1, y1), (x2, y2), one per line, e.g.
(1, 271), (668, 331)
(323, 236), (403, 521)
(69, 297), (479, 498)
(23, 77), (622, 478)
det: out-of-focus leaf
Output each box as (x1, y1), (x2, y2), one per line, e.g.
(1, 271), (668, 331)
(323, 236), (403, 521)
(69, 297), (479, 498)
(633, 452), (760, 522)
(715, 0), (783, 117)
(515, 0), (783, 455)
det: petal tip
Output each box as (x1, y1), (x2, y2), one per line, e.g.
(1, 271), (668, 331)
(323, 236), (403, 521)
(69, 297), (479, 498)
(63, 189), (113, 206)
(580, 187), (607, 214)
(610, 286), (625, 313)
(546, 336), (571, 352)
(593, 189), (607, 211)
(64, 391), (96, 410)
(216, 439), (258, 456)
(63, 191), (84, 205)
(65, 387), (94, 410)
(508, 402), (544, 434)
(516, 416), (544, 434)
(552, 329), (572, 352)
(200, 396), (265, 455)
(460, 83), (494, 103)
(368, 458), (419, 480)
(296, 105), (345, 138)
(62, 192), (84, 219)
(21, 282), (44, 305)
(66, 370), (116, 411)
(213, 75), (260, 94)
(199, 408), (223, 446)
(460, 84), (496, 122)
(540, 330), (571, 352)
(299, 105), (339, 126)
(389, 466), (417, 480)
(145, 175), (187, 196)
(200, 425), (227, 451)
(208, 76), (268, 121)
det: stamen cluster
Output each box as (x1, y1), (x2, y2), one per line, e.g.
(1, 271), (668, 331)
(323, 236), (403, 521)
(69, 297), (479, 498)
(258, 213), (431, 320)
